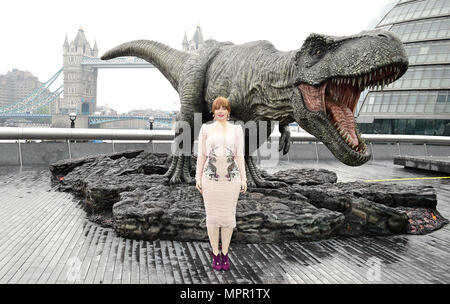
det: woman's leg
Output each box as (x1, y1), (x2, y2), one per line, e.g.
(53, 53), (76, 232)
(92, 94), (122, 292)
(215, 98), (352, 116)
(220, 227), (234, 254)
(207, 226), (220, 255)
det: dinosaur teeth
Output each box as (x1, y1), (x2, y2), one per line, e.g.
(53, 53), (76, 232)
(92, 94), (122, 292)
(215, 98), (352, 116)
(345, 135), (352, 145)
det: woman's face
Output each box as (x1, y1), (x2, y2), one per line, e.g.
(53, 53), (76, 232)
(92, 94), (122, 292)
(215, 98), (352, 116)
(214, 106), (229, 122)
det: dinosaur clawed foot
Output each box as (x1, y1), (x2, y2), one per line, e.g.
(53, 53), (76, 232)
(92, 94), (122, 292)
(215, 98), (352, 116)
(163, 154), (195, 185)
(245, 156), (288, 189)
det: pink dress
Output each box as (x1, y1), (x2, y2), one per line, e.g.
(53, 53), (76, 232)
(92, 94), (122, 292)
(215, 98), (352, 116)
(195, 121), (247, 228)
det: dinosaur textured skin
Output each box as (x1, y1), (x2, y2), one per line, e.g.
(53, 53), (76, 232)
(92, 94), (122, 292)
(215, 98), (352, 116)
(101, 29), (408, 185)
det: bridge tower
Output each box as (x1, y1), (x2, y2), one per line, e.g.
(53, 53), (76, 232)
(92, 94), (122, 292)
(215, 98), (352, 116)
(61, 27), (98, 115)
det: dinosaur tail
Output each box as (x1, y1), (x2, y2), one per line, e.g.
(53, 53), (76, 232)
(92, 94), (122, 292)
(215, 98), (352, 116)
(100, 40), (190, 91)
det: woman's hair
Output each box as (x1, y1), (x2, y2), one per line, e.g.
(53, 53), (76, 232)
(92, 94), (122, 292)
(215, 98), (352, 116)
(211, 96), (231, 114)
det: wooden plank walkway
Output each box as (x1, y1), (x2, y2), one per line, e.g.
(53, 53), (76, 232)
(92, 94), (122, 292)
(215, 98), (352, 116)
(0, 161), (449, 284)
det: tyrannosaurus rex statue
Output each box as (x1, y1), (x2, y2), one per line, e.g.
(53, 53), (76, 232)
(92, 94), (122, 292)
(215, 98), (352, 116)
(101, 29), (408, 187)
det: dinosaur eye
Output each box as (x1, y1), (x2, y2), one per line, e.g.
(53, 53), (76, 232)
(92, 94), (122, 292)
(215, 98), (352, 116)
(311, 46), (325, 57)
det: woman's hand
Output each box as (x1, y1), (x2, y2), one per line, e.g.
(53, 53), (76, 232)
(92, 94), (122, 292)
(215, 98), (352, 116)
(240, 180), (247, 194)
(196, 180), (202, 194)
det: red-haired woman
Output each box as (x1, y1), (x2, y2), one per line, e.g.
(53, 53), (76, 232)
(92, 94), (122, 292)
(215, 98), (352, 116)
(195, 96), (247, 271)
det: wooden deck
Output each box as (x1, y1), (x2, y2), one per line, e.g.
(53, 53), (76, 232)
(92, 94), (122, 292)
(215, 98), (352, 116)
(394, 155), (450, 174)
(0, 160), (449, 284)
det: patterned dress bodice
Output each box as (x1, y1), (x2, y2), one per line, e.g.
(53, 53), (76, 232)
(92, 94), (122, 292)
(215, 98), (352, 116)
(195, 122), (246, 183)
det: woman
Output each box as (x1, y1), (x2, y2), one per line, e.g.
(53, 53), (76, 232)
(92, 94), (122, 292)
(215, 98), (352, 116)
(195, 96), (247, 271)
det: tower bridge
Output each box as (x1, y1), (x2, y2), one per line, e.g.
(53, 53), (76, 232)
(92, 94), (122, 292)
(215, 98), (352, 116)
(0, 27), (172, 129)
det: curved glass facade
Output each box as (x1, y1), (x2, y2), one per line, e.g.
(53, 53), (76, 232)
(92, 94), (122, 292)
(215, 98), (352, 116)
(360, 90), (450, 114)
(385, 65), (450, 90)
(389, 17), (450, 42)
(404, 41), (450, 64)
(379, 0), (449, 26)
(357, 0), (450, 136)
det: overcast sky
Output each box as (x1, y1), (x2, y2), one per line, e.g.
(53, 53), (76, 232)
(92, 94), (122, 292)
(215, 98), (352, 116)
(0, 0), (396, 114)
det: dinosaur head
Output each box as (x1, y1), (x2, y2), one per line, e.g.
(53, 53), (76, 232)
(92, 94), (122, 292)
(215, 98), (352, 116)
(292, 29), (408, 166)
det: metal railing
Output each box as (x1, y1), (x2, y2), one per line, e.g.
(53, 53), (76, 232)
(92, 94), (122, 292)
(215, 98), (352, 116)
(1, 127), (449, 168)
(0, 127), (173, 141)
(1, 127), (450, 144)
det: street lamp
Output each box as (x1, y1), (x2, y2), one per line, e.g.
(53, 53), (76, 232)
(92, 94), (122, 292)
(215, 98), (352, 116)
(69, 112), (77, 143)
(149, 116), (154, 130)
(69, 112), (77, 128)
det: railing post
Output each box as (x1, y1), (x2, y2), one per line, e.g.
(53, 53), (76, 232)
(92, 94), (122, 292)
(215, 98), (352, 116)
(149, 139), (154, 153)
(314, 142), (319, 163)
(370, 142), (375, 161)
(67, 139), (72, 159)
(397, 142), (401, 156)
(424, 143), (428, 157)
(112, 140), (115, 152)
(17, 140), (23, 169)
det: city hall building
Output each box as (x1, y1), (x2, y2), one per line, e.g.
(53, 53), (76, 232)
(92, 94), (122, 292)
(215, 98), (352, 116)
(356, 0), (450, 136)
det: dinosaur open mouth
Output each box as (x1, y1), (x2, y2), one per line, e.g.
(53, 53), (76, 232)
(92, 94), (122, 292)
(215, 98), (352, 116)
(297, 64), (404, 154)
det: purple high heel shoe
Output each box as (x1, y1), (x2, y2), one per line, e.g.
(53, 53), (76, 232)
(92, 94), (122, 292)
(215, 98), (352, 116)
(221, 252), (230, 271)
(211, 251), (222, 271)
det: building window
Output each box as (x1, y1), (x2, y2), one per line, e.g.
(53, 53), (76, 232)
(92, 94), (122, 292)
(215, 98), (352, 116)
(380, 0), (450, 26)
(390, 17), (450, 43)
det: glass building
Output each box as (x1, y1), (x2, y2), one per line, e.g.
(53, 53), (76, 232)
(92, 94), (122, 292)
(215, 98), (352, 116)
(356, 0), (450, 136)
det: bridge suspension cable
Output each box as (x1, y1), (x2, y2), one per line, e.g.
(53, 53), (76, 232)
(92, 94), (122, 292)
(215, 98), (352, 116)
(15, 85), (64, 113)
(0, 67), (63, 113)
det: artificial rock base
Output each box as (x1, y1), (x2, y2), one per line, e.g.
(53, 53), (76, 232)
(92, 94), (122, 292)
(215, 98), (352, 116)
(49, 150), (449, 243)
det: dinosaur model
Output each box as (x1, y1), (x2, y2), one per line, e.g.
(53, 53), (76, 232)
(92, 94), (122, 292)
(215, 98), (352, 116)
(101, 29), (408, 187)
